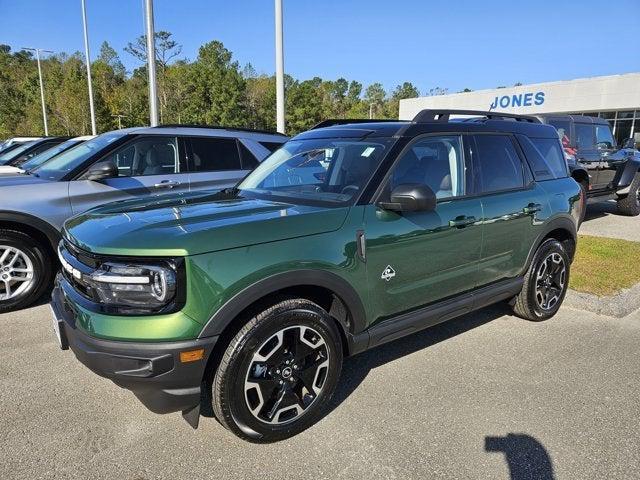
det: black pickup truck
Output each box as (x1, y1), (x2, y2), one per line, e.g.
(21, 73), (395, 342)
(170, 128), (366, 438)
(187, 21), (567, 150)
(537, 114), (640, 218)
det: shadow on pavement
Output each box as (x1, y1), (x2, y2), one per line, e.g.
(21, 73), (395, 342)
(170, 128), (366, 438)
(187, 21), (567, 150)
(329, 302), (511, 415)
(583, 200), (618, 222)
(485, 433), (555, 480)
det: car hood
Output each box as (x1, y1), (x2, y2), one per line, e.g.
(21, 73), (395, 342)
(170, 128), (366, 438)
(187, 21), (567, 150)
(0, 173), (52, 185)
(64, 191), (350, 256)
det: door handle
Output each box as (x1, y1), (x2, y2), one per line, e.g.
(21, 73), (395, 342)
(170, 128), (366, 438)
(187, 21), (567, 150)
(523, 203), (542, 215)
(154, 180), (180, 189)
(449, 216), (476, 228)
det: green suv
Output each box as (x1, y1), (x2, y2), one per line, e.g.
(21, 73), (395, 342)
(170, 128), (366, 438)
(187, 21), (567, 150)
(51, 110), (582, 442)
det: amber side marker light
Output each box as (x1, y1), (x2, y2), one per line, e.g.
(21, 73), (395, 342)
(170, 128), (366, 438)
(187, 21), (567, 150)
(180, 349), (205, 363)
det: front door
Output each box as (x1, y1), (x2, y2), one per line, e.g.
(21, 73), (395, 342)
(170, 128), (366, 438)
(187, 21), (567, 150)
(363, 134), (483, 323)
(69, 136), (190, 214)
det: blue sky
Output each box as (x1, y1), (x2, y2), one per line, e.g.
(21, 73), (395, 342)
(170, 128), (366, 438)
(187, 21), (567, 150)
(1, 0), (639, 94)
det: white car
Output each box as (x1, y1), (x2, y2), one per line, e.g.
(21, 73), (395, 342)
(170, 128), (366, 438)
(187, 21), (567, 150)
(0, 136), (95, 175)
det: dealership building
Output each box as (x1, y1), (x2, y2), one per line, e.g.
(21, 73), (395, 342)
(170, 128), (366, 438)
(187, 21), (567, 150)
(399, 73), (640, 145)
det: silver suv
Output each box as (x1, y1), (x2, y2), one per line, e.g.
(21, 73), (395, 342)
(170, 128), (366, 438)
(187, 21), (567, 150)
(0, 125), (287, 312)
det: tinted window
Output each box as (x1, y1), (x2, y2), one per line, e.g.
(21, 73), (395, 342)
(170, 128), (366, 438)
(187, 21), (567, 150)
(474, 135), (524, 193)
(99, 137), (179, 177)
(575, 124), (595, 149)
(239, 141), (259, 169)
(548, 120), (571, 147)
(595, 124), (616, 149)
(190, 137), (241, 172)
(519, 136), (568, 181)
(390, 135), (466, 199)
(260, 141), (284, 153)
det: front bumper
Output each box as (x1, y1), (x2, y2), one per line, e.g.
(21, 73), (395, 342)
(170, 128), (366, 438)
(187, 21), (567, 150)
(51, 276), (217, 422)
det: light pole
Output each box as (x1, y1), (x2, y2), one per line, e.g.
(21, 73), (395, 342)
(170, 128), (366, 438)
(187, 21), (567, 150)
(144, 0), (159, 126)
(275, 0), (285, 133)
(81, 0), (97, 135)
(23, 47), (53, 136)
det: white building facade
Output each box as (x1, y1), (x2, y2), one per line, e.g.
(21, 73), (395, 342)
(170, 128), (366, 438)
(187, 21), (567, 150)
(399, 73), (640, 145)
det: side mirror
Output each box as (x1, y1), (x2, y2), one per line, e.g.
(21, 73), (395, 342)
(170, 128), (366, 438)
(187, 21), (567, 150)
(379, 183), (436, 212)
(85, 160), (118, 181)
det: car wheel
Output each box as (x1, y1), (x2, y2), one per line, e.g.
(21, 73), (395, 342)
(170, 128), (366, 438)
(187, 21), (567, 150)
(512, 239), (570, 321)
(210, 298), (343, 442)
(616, 174), (640, 216)
(0, 229), (52, 314)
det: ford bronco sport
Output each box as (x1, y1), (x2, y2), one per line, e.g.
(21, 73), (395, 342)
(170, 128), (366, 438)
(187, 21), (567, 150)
(51, 110), (582, 442)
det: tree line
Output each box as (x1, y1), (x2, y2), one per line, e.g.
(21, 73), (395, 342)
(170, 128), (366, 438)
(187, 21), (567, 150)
(0, 32), (444, 138)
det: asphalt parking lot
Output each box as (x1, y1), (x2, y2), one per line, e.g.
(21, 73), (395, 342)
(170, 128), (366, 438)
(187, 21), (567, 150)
(1, 297), (639, 480)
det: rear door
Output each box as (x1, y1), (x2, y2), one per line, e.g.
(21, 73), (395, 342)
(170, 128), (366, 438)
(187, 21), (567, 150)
(69, 135), (190, 214)
(573, 122), (607, 189)
(594, 122), (623, 188)
(472, 134), (548, 287)
(186, 136), (256, 192)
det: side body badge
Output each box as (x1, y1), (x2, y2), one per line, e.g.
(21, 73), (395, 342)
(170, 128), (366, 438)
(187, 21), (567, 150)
(381, 265), (396, 282)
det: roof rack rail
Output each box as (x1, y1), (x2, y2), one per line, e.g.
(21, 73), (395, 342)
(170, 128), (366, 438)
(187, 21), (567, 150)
(311, 119), (401, 130)
(154, 124), (287, 136)
(412, 109), (541, 124)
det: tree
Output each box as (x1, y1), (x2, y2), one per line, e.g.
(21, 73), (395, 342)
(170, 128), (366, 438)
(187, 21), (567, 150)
(364, 83), (386, 118)
(97, 42), (125, 78)
(387, 82), (420, 118)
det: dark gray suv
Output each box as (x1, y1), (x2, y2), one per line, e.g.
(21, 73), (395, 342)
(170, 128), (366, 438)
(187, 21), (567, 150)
(0, 125), (286, 312)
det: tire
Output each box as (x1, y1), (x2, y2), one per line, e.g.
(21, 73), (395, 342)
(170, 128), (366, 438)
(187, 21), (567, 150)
(616, 174), (640, 216)
(0, 229), (52, 314)
(210, 298), (343, 442)
(512, 239), (570, 321)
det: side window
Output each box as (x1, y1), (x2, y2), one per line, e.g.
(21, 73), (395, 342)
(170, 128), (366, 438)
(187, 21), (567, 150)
(474, 135), (524, 193)
(548, 120), (571, 148)
(595, 124), (616, 149)
(238, 141), (259, 169)
(518, 136), (568, 181)
(100, 137), (179, 177)
(389, 135), (466, 200)
(189, 137), (242, 172)
(574, 124), (595, 150)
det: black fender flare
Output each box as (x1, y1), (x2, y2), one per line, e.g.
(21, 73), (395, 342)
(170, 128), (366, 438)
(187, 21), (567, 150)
(0, 211), (61, 251)
(198, 269), (367, 342)
(522, 215), (577, 274)
(616, 156), (640, 191)
(570, 166), (589, 186)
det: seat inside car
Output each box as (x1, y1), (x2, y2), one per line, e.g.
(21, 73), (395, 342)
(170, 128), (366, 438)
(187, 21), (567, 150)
(141, 143), (176, 175)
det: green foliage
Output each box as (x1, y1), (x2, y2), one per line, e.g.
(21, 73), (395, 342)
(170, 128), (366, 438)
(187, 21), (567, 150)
(0, 36), (430, 137)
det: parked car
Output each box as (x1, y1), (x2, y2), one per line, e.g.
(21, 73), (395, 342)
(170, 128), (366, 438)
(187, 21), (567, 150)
(0, 137), (70, 168)
(537, 114), (640, 217)
(0, 137), (42, 154)
(0, 125), (286, 312)
(50, 110), (581, 442)
(0, 136), (95, 175)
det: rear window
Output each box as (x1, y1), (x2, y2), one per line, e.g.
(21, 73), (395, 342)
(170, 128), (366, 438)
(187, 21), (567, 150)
(518, 136), (568, 181)
(189, 137), (241, 172)
(474, 135), (525, 193)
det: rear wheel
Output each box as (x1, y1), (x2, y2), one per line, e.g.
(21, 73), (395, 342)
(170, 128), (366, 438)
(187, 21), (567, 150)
(616, 174), (640, 216)
(210, 298), (343, 442)
(513, 239), (570, 321)
(0, 229), (52, 314)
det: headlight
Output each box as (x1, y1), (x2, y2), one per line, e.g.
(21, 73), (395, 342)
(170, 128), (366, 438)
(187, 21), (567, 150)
(85, 261), (177, 311)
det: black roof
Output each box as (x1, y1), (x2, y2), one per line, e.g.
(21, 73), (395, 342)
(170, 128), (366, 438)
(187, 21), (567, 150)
(294, 109), (557, 141)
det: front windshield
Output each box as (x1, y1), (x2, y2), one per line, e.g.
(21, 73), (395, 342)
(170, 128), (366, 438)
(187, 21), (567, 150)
(237, 137), (394, 206)
(32, 132), (125, 181)
(18, 138), (83, 170)
(0, 141), (35, 165)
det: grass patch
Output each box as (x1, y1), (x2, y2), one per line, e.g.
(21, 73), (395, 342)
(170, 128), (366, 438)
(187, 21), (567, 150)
(570, 235), (640, 296)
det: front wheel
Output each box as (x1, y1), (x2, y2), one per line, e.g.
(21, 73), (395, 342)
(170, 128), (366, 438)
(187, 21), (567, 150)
(0, 229), (52, 313)
(616, 174), (640, 216)
(512, 239), (570, 321)
(210, 298), (343, 442)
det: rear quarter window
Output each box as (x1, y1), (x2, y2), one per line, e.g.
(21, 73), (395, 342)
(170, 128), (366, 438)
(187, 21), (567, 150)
(518, 135), (568, 181)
